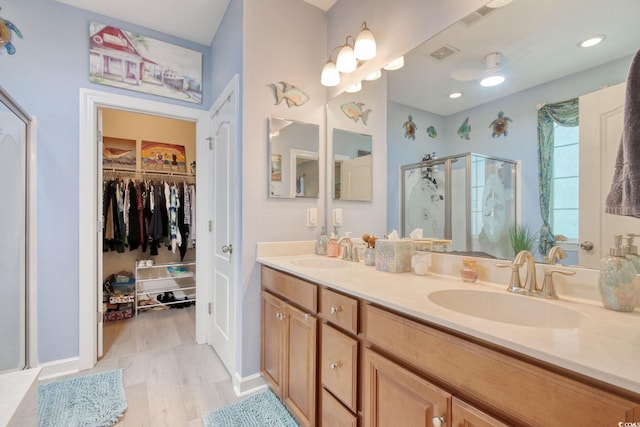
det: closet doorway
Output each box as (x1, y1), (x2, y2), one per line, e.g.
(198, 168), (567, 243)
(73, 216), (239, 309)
(99, 108), (197, 357)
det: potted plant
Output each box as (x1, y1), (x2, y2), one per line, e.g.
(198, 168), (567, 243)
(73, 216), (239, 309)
(508, 224), (536, 255)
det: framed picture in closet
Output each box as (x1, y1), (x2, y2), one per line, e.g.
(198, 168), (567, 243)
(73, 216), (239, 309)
(141, 140), (187, 173)
(103, 137), (136, 170)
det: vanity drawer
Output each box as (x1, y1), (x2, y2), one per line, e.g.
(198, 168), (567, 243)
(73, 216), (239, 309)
(320, 287), (358, 334)
(364, 303), (640, 426)
(261, 266), (317, 312)
(321, 323), (358, 412)
(321, 389), (357, 427)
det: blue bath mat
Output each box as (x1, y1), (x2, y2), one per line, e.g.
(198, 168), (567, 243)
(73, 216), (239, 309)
(38, 369), (127, 427)
(202, 389), (299, 426)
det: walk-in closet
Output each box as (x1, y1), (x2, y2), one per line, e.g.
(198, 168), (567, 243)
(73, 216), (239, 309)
(100, 108), (197, 355)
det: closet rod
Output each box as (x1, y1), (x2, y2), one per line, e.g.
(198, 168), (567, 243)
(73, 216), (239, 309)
(103, 167), (195, 183)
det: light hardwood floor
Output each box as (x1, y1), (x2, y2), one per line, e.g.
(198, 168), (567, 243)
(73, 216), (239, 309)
(40, 306), (239, 426)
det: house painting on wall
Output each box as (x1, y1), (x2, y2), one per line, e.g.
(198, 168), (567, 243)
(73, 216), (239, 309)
(89, 22), (203, 104)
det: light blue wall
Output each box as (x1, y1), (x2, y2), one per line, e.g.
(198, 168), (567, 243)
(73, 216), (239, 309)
(0, 0), (211, 363)
(387, 56), (632, 261)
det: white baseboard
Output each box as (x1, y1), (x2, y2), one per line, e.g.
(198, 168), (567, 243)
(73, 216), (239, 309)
(36, 357), (81, 381)
(232, 372), (267, 397)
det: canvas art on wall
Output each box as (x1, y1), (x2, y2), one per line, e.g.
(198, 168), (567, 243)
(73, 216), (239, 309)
(89, 22), (203, 104)
(103, 137), (136, 170)
(141, 141), (186, 173)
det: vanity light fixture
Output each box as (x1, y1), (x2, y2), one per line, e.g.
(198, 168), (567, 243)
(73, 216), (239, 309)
(579, 34), (605, 48)
(345, 81), (362, 93)
(364, 69), (382, 81)
(485, 0), (513, 8)
(321, 21), (378, 87)
(448, 91), (463, 99)
(384, 56), (405, 71)
(480, 75), (505, 87)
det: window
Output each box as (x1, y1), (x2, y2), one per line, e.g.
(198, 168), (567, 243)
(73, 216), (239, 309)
(551, 123), (579, 240)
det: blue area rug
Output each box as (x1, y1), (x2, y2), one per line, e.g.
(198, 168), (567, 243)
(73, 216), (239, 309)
(38, 369), (127, 427)
(202, 389), (299, 427)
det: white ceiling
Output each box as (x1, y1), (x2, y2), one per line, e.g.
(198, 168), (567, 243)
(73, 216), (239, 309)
(388, 0), (640, 116)
(55, 0), (337, 46)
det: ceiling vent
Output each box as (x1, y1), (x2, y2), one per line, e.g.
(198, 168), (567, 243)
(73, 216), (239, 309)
(459, 5), (496, 27)
(429, 44), (460, 61)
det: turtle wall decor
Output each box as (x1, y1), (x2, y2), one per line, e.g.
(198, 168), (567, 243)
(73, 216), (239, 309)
(0, 7), (22, 55)
(489, 111), (513, 138)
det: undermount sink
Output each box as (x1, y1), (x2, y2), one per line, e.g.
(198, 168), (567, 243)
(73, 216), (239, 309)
(428, 289), (581, 328)
(290, 258), (352, 269)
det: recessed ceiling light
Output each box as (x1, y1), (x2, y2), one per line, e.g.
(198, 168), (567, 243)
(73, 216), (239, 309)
(480, 75), (505, 87)
(579, 35), (606, 48)
(384, 56), (404, 71)
(345, 81), (362, 93)
(448, 91), (463, 99)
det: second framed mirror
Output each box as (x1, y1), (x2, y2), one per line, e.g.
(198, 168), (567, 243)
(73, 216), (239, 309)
(333, 129), (372, 201)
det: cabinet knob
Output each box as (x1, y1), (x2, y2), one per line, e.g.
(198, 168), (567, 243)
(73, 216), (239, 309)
(330, 305), (342, 314)
(276, 312), (286, 320)
(329, 361), (340, 370)
(432, 416), (445, 427)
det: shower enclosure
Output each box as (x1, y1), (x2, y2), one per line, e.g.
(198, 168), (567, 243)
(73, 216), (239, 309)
(401, 152), (518, 259)
(0, 86), (33, 373)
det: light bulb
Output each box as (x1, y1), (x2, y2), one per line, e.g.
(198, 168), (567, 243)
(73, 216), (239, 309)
(345, 81), (362, 93)
(321, 60), (340, 87)
(448, 91), (463, 99)
(384, 56), (404, 71)
(354, 23), (376, 60)
(579, 35), (605, 48)
(364, 69), (382, 81)
(336, 44), (357, 73)
(480, 75), (505, 87)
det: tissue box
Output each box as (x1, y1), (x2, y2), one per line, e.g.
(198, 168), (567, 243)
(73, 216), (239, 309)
(375, 239), (412, 273)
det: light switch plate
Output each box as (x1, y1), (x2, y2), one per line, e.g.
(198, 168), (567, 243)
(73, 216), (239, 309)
(332, 208), (343, 226)
(306, 208), (318, 227)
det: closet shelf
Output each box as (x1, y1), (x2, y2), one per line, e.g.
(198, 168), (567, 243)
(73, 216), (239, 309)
(135, 261), (196, 315)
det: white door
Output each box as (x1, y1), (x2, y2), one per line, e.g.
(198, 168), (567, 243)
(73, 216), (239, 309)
(96, 108), (104, 358)
(579, 82), (638, 268)
(340, 154), (372, 200)
(207, 79), (238, 375)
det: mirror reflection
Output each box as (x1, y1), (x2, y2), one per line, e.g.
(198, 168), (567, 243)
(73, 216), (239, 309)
(333, 129), (372, 201)
(385, 0), (640, 267)
(268, 117), (319, 199)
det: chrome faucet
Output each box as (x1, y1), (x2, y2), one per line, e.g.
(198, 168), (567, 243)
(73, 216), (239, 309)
(497, 250), (537, 294)
(518, 250), (538, 294)
(538, 268), (576, 299)
(545, 246), (567, 264)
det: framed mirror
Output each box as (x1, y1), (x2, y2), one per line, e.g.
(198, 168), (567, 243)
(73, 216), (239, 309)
(268, 116), (319, 199)
(333, 129), (372, 201)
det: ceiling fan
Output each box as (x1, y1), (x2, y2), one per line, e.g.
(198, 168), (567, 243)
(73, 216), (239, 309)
(450, 52), (505, 85)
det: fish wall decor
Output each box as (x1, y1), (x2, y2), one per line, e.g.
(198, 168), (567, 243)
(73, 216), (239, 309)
(340, 102), (371, 125)
(0, 8), (22, 55)
(403, 115), (417, 140)
(457, 117), (471, 140)
(268, 82), (309, 107)
(426, 126), (437, 138)
(489, 111), (512, 137)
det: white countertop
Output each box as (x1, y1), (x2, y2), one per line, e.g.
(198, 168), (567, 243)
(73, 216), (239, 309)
(258, 253), (640, 395)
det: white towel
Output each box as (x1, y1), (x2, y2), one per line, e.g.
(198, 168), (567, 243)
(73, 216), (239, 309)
(605, 49), (640, 216)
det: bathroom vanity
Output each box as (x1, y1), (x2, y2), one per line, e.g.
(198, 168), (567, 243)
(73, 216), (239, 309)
(258, 249), (640, 427)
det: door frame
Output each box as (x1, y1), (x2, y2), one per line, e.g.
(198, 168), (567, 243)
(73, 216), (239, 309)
(78, 88), (208, 372)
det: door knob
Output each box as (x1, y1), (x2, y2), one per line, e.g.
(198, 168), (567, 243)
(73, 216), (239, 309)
(222, 244), (233, 254)
(580, 241), (594, 251)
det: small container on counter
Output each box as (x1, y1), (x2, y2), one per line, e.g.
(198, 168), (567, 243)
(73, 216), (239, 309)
(430, 239), (452, 253)
(411, 240), (432, 276)
(460, 258), (479, 282)
(326, 231), (340, 257)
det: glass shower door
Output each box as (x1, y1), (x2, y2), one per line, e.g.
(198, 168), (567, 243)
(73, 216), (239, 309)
(0, 88), (29, 372)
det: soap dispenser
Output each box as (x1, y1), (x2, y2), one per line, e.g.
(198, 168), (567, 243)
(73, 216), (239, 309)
(316, 226), (328, 255)
(326, 231), (340, 257)
(622, 234), (640, 273)
(599, 235), (637, 312)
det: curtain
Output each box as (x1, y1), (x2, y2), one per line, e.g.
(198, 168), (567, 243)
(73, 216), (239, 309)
(536, 98), (579, 256)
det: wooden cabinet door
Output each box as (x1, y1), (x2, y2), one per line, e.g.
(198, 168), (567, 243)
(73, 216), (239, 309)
(321, 388), (358, 427)
(452, 398), (508, 427)
(261, 291), (285, 396)
(284, 303), (317, 427)
(363, 348), (450, 427)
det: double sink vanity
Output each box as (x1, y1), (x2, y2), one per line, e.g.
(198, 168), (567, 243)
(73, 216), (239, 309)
(257, 242), (640, 426)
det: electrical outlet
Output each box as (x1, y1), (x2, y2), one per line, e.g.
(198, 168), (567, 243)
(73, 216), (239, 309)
(306, 208), (317, 227)
(332, 208), (343, 226)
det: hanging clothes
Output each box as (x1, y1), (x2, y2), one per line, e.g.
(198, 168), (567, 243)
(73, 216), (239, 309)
(127, 181), (140, 251)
